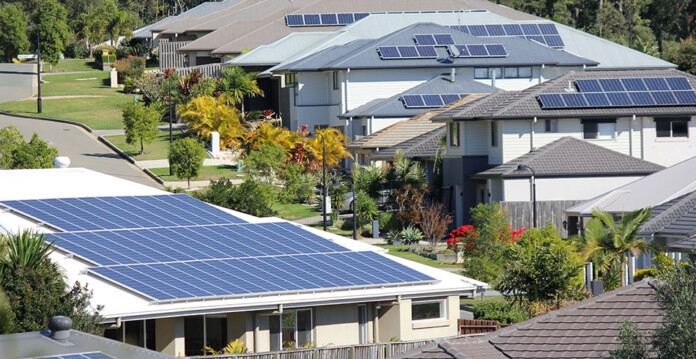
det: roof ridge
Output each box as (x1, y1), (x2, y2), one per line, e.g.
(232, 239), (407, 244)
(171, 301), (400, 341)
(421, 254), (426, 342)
(641, 190), (696, 233)
(490, 71), (577, 116)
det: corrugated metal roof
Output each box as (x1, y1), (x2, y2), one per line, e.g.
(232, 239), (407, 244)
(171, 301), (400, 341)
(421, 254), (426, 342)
(475, 136), (664, 178)
(566, 156), (696, 216)
(434, 69), (696, 121)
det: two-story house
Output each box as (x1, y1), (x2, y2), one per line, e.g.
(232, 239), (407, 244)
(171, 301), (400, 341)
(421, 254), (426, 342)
(432, 69), (696, 228)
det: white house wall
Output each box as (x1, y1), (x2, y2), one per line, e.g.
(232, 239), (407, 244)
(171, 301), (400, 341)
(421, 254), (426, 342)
(345, 68), (443, 111)
(642, 115), (696, 166)
(502, 176), (643, 202)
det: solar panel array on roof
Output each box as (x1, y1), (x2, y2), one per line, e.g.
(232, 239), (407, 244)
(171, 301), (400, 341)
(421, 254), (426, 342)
(450, 23), (564, 47)
(378, 46), (438, 59)
(449, 44), (508, 57)
(37, 353), (115, 359)
(413, 33), (455, 46)
(402, 93), (470, 108)
(285, 10), (489, 27)
(0, 194), (246, 232)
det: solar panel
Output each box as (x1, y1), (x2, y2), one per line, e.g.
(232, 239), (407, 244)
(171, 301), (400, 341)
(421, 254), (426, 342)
(452, 45), (468, 57)
(0, 194), (246, 232)
(320, 14), (338, 25)
(599, 79), (625, 92)
(561, 93), (587, 107)
(451, 25), (470, 34)
(415, 46), (437, 57)
(468, 25), (488, 36)
(398, 46), (419, 58)
(502, 24), (524, 36)
(90, 251), (435, 302)
(337, 13), (354, 24)
(378, 46), (400, 59)
(467, 44), (488, 56)
(606, 92), (632, 106)
(434, 33), (455, 45)
(584, 93), (611, 107)
(674, 90), (696, 104)
(414, 34), (436, 45)
(525, 35), (545, 44)
(653, 91), (678, 105)
(442, 94), (461, 104)
(644, 77), (669, 91)
(303, 14), (321, 25)
(621, 78), (647, 92)
(576, 79), (603, 93)
(37, 352), (115, 359)
(628, 91), (655, 105)
(666, 77), (692, 90)
(521, 23), (541, 35)
(485, 44), (507, 56)
(286, 15), (304, 26)
(354, 12), (369, 20)
(403, 95), (426, 108)
(538, 94), (565, 108)
(485, 24), (505, 36)
(539, 23), (560, 35)
(544, 35), (564, 47)
(422, 94), (445, 107)
(449, 23), (563, 47)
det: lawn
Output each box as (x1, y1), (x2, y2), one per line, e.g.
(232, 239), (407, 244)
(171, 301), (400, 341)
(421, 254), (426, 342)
(375, 244), (462, 269)
(460, 295), (506, 307)
(308, 223), (355, 237)
(150, 165), (247, 182)
(40, 71), (118, 96)
(45, 58), (100, 73)
(104, 132), (188, 160)
(273, 202), (320, 221)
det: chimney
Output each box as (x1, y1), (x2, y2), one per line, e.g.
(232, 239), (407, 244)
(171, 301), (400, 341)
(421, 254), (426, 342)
(53, 156), (70, 168)
(48, 316), (72, 341)
(449, 68), (456, 82)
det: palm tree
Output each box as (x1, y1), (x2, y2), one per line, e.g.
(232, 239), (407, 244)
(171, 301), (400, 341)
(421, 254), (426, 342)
(218, 67), (264, 120)
(577, 208), (654, 289)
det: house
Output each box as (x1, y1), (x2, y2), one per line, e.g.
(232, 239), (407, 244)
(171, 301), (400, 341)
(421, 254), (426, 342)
(639, 190), (696, 259)
(0, 316), (174, 359)
(272, 22), (597, 135)
(432, 69), (696, 226)
(0, 168), (486, 357)
(392, 279), (660, 359)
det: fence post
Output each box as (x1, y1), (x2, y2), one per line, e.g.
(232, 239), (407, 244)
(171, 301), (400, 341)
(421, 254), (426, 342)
(386, 343), (391, 357)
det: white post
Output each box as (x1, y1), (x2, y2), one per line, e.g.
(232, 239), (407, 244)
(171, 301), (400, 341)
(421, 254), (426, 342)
(110, 67), (118, 88)
(210, 131), (220, 157)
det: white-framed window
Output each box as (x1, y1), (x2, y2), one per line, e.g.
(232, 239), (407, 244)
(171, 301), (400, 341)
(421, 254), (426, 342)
(474, 67), (533, 79)
(332, 71), (340, 90)
(655, 117), (689, 138)
(285, 72), (298, 86)
(449, 122), (460, 147)
(491, 120), (498, 147)
(583, 120), (616, 140)
(270, 309), (312, 351)
(544, 119), (558, 133)
(412, 299), (446, 321)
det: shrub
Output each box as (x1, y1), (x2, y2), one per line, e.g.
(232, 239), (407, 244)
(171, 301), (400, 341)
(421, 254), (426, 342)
(473, 301), (529, 324)
(399, 226), (424, 244)
(115, 56), (145, 83)
(99, 54), (116, 65)
(378, 211), (401, 233)
(194, 178), (278, 217)
(94, 45), (116, 57)
(123, 76), (136, 94)
(385, 230), (400, 244)
(245, 143), (286, 180)
(355, 190), (378, 228)
(64, 41), (88, 59)
(634, 268), (656, 282)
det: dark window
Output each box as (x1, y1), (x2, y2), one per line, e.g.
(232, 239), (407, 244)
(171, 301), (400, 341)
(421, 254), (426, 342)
(206, 315), (228, 351)
(656, 117), (689, 138)
(332, 71), (339, 90)
(146, 319), (156, 350)
(491, 121), (498, 147)
(185, 316), (204, 356)
(449, 122), (460, 147)
(269, 315), (281, 351)
(583, 119), (615, 139)
(270, 309), (313, 350)
(412, 300), (445, 320)
(125, 320), (144, 347)
(545, 119), (558, 133)
(583, 121), (598, 139)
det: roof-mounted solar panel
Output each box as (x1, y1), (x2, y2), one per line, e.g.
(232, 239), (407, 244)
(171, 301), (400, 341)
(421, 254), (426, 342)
(422, 94), (445, 107)
(354, 13), (369, 20)
(403, 95), (426, 108)
(674, 90), (696, 104)
(416, 46), (438, 57)
(485, 44), (507, 56)
(576, 79), (603, 92)
(621, 78), (648, 92)
(666, 77), (692, 90)
(653, 91), (678, 105)
(303, 14), (321, 25)
(538, 23), (560, 35)
(434, 33), (455, 45)
(502, 24), (524, 36)
(521, 23), (541, 35)
(320, 14), (338, 25)
(337, 13), (354, 24)
(628, 92), (656, 105)
(544, 35), (564, 47)
(378, 46), (400, 59)
(398, 46), (419, 58)
(442, 94), (462, 104)
(468, 25), (488, 36)
(467, 44), (488, 56)
(562, 93), (588, 107)
(485, 24), (506, 36)
(451, 25), (470, 34)
(286, 15), (304, 26)
(584, 93), (611, 107)
(644, 77), (670, 91)
(606, 92), (632, 106)
(414, 34), (436, 46)
(599, 79), (625, 92)
(525, 35), (545, 44)
(538, 94), (565, 108)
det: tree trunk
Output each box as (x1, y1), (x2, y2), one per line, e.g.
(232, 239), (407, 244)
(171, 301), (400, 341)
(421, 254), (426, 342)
(598, 0), (604, 37)
(140, 140), (144, 155)
(187, 177), (191, 189)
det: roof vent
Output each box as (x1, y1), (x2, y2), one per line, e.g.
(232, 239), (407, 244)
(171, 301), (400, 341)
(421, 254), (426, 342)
(48, 316), (72, 341)
(53, 156), (70, 168)
(564, 80), (576, 92)
(449, 68), (456, 83)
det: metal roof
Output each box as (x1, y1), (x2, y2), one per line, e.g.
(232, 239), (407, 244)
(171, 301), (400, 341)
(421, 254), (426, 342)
(475, 137), (664, 178)
(566, 156), (696, 216)
(274, 23), (596, 72)
(340, 73), (499, 118)
(434, 69), (696, 121)
(139, 0), (245, 37)
(225, 32), (335, 66)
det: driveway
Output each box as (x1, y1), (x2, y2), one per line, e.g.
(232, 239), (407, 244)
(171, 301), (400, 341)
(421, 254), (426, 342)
(0, 63), (35, 103)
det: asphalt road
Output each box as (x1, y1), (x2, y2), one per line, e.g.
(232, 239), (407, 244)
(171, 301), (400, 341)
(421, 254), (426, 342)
(0, 63), (35, 103)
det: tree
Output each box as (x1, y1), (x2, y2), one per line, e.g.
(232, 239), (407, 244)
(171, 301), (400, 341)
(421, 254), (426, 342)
(355, 190), (378, 228)
(306, 128), (352, 169)
(607, 320), (650, 359)
(245, 144), (287, 181)
(194, 178), (278, 217)
(576, 208), (654, 290)
(651, 263), (696, 359)
(72, 12), (107, 58)
(0, 126), (24, 168)
(101, 0), (137, 46)
(169, 137), (206, 189)
(122, 102), (160, 155)
(178, 96), (244, 150)
(33, 0), (70, 66)
(663, 38), (696, 74)
(0, 4), (30, 62)
(418, 201), (452, 250)
(218, 67), (264, 119)
(8, 133), (59, 169)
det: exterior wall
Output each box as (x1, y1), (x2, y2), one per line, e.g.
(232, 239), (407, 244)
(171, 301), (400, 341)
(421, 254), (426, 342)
(346, 68), (444, 111)
(642, 115), (696, 166)
(502, 176), (643, 202)
(155, 317), (177, 356)
(315, 304), (360, 347)
(355, 116), (409, 136)
(396, 296), (460, 341)
(227, 312), (254, 347)
(489, 120), (503, 164)
(542, 66), (584, 81)
(377, 304), (401, 342)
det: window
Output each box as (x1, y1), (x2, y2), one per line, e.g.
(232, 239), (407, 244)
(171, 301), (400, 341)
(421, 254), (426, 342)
(504, 67), (518, 78)
(412, 299), (446, 320)
(358, 305), (368, 344)
(544, 119), (558, 133)
(270, 309), (312, 350)
(518, 66), (533, 78)
(474, 68), (488, 79)
(475, 67), (533, 79)
(332, 71), (340, 90)
(491, 120), (498, 147)
(489, 67), (502, 79)
(583, 119), (615, 140)
(656, 117), (689, 138)
(449, 122), (460, 147)
(285, 72), (298, 86)
(185, 315), (227, 356)
(104, 319), (155, 351)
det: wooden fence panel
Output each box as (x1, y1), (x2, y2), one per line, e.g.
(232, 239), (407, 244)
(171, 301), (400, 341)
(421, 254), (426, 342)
(458, 319), (500, 335)
(317, 347), (351, 359)
(159, 40), (191, 69)
(354, 344), (385, 359)
(175, 63), (223, 78)
(388, 341), (430, 356)
(500, 200), (582, 235)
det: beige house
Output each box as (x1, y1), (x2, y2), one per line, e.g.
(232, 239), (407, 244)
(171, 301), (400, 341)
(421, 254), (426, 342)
(0, 168), (485, 356)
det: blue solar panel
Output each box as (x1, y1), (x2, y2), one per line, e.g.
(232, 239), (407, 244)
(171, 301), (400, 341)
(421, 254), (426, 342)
(674, 90), (696, 104)
(303, 14), (320, 25)
(538, 94), (565, 108)
(468, 25), (488, 36)
(320, 14), (338, 25)
(485, 44), (507, 56)
(354, 13), (369, 21)
(621, 78), (647, 91)
(561, 93), (588, 107)
(378, 46), (400, 59)
(629, 92), (655, 105)
(337, 13), (354, 24)
(285, 15), (304, 26)
(485, 24), (505, 36)
(90, 251), (435, 301)
(526, 35), (545, 44)
(599, 79), (625, 92)
(644, 77), (669, 91)
(0, 194), (246, 232)
(403, 95), (425, 108)
(452, 45), (468, 57)
(539, 23), (559, 35)
(544, 35), (564, 47)
(451, 25), (470, 34)
(502, 24), (524, 36)
(666, 77), (692, 90)
(521, 23), (541, 35)
(414, 34), (436, 45)
(584, 93), (611, 107)
(434, 33), (455, 45)
(653, 91), (678, 105)
(576, 79), (603, 92)
(422, 95), (444, 107)
(442, 94), (461, 104)
(467, 44), (488, 56)
(606, 92), (633, 106)
(415, 46), (437, 57)
(398, 46), (418, 58)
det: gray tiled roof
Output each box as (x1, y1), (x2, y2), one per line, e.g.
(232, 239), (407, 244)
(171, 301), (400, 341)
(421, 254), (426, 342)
(340, 73), (499, 118)
(275, 23), (597, 72)
(475, 137), (664, 178)
(371, 126), (445, 161)
(434, 69), (696, 121)
(640, 191), (696, 238)
(394, 280), (660, 359)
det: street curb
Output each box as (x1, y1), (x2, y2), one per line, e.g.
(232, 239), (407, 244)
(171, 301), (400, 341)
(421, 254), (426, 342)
(0, 111), (93, 133)
(97, 135), (165, 185)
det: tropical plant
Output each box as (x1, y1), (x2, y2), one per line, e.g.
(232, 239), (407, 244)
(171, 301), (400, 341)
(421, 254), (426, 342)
(355, 190), (378, 228)
(203, 339), (249, 354)
(385, 155), (427, 191)
(353, 165), (384, 199)
(168, 137), (207, 189)
(306, 128), (352, 169)
(418, 201), (452, 250)
(240, 122), (295, 154)
(0, 231), (54, 280)
(576, 208), (654, 290)
(178, 96), (244, 150)
(399, 225), (424, 245)
(218, 66), (264, 118)
(394, 183), (429, 226)
(122, 102), (159, 155)
(472, 301), (529, 325)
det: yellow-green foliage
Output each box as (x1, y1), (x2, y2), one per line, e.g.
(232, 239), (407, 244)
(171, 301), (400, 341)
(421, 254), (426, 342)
(178, 96), (244, 150)
(634, 268), (656, 281)
(202, 339), (249, 354)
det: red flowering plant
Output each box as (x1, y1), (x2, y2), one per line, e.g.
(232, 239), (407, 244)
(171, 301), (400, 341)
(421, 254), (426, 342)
(446, 225), (479, 255)
(496, 225), (527, 243)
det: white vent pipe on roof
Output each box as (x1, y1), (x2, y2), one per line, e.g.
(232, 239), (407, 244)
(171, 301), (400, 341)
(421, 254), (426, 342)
(449, 68), (456, 82)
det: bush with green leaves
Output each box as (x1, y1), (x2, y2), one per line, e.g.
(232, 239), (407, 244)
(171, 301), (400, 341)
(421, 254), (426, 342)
(280, 163), (317, 204)
(64, 41), (88, 59)
(122, 102), (159, 155)
(472, 301), (529, 325)
(378, 211), (402, 233)
(607, 320), (650, 359)
(169, 137), (207, 189)
(245, 144), (286, 181)
(194, 178), (278, 217)
(0, 4), (30, 62)
(355, 190), (378, 228)
(399, 226), (424, 245)
(115, 56), (145, 83)
(0, 126), (59, 169)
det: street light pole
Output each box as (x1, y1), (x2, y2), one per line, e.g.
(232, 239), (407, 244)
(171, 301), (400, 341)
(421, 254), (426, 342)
(352, 181), (357, 240)
(168, 75), (173, 176)
(36, 29), (42, 114)
(318, 133), (327, 231)
(517, 164), (537, 228)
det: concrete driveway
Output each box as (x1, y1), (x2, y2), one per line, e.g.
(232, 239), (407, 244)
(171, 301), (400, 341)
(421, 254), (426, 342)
(0, 63), (36, 103)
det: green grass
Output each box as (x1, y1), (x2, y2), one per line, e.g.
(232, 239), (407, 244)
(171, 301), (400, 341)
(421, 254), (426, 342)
(46, 58), (101, 73)
(40, 71), (117, 96)
(273, 202), (319, 221)
(308, 223), (355, 237)
(150, 165), (247, 182)
(460, 295), (506, 307)
(104, 132), (188, 160)
(375, 244), (462, 269)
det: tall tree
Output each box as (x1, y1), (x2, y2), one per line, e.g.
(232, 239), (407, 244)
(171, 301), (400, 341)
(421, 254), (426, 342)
(33, 0), (70, 66)
(122, 102), (160, 155)
(218, 67), (264, 119)
(169, 137), (206, 189)
(0, 4), (30, 62)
